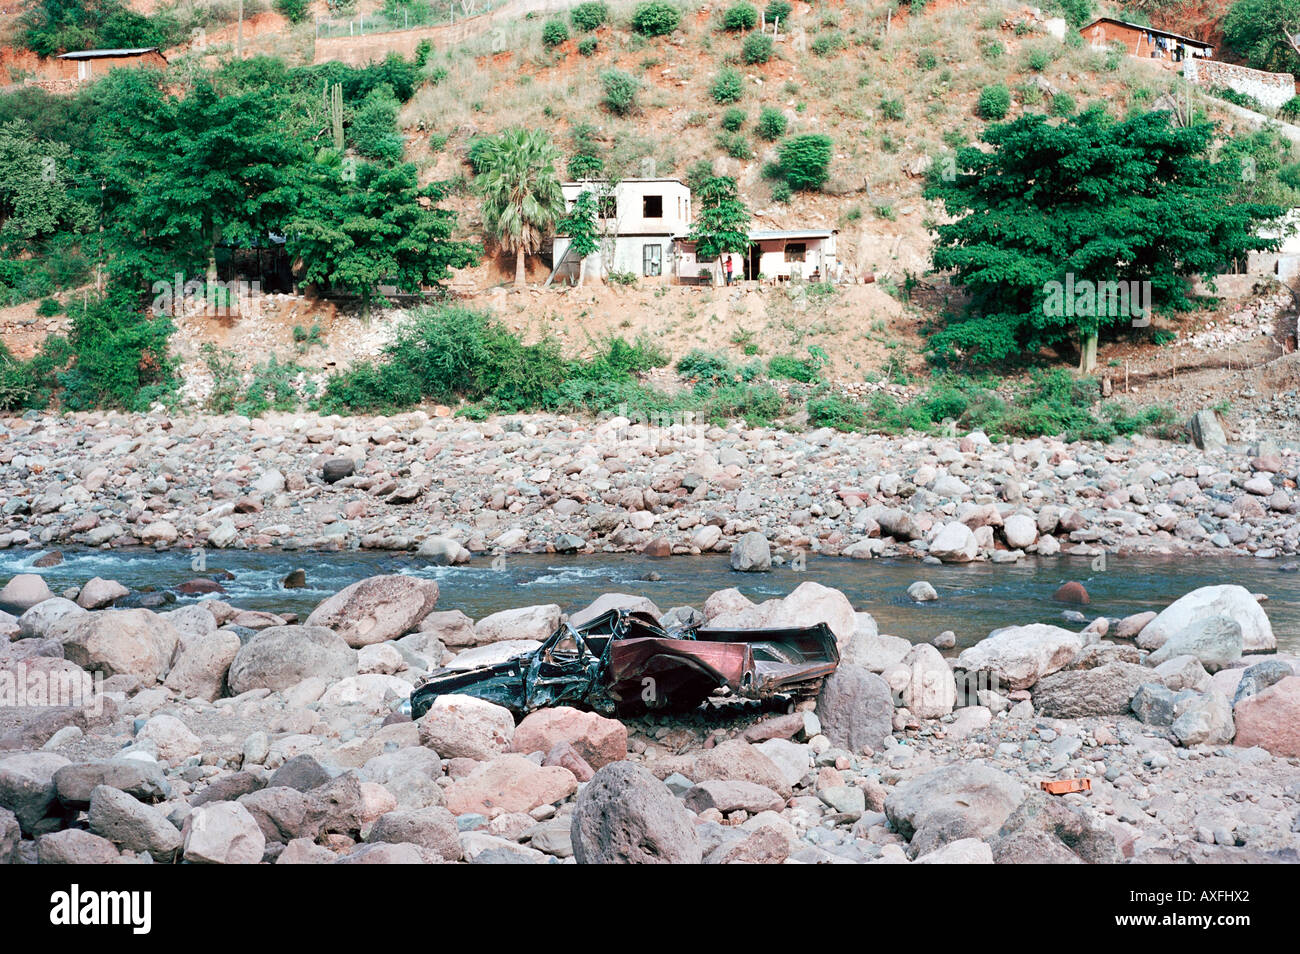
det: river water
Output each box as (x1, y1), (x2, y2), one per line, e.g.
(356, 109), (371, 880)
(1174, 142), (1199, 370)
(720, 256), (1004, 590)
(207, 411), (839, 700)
(2, 548), (1296, 654)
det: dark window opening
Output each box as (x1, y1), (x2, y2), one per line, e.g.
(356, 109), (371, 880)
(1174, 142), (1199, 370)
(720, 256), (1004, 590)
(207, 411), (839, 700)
(643, 195), (663, 218)
(599, 196), (617, 219)
(785, 243), (807, 262)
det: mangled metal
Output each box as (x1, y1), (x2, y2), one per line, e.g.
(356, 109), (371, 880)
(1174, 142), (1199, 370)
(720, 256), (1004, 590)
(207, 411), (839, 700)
(409, 608), (839, 719)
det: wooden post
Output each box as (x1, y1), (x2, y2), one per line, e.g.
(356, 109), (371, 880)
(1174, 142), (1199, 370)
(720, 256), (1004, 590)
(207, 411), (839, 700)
(237, 0), (243, 58)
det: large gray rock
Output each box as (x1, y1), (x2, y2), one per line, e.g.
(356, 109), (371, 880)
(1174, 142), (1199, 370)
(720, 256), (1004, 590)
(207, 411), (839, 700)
(928, 522), (978, 563)
(164, 629), (240, 701)
(16, 598), (86, 638)
(1187, 408), (1227, 450)
(75, 577), (129, 610)
(882, 643), (957, 718)
(1032, 662), (1147, 718)
(1146, 615), (1243, 673)
(473, 604), (562, 644)
(0, 806), (18, 863)
(0, 574), (54, 613)
(57, 609), (181, 682)
(361, 747), (445, 810)
(992, 791), (1120, 864)
(691, 740), (793, 798)
(0, 751), (70, 834)
(88, 784), (182, 861)
(956, 624), (1082, 692)
(416, 535), (470, 566)
(305, 575), (440, 648)
(816, 664), (894, 753)
(1137, 585), (1274, 653)
(417, 695), (515, 761)
(572, 762), (701, 864)
(1171, 691), (1235, 747)
(885, 764), (1025, 859)
(54, 759), (169, 809)
(729, 531), (771, 572)
(237, 786), (326, 844)
(37, 829), (122, 864)
(227, 625), (357, 694)
(182, 801), (266, 864)
(366, 807), (461, 860)
(1233, 659), (1294, 706)
(1130, 683), (1197, 726)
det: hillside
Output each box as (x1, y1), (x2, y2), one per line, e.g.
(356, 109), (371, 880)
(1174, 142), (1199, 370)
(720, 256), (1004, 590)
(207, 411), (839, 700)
(3, 0), (1299, 427)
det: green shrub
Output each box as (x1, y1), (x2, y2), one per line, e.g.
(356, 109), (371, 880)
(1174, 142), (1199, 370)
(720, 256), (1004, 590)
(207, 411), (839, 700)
(722, 2), (758, 30)
(757, 106), (787, 140)
(570, 1), (608, 31)
(810, 31), (846, 56)
(701, 381), (785, 426)
(768, 347), (826, 382)
(36, 297), (61, 317)
(542, 18), (569, 48)
(711, 67), (745, 103)
(1282, 96), (1300, 119)
(601, 69), (640, 115)
(275, 0), (309, 22)
(771, 181), (791, 203)
(717, 130), (752, 158)
(880, 96), (904, 121)
(57, 293), (176, 411)
(764, 0), (792, 23)
(721, 107), (746, 131)
(742, 32), (774, 64)
(977, 83), (1011, 119)
(807, 392), (865, 431)
(577, 35), (598, 56)
(917, 49), (937, 70)
(777, 134), (832, 190)
(1050, 91), (1076, 116)
(1022, 46), (1053, 72)
(631, 1), (681, 36)
(980, 38), (1004, 61)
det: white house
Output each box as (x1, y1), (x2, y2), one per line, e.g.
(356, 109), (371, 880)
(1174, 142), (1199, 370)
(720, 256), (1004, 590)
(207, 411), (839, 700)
(1248, 209), (1300, 281)
(551, 178), (692, 282)
(674, 228), (839, 283)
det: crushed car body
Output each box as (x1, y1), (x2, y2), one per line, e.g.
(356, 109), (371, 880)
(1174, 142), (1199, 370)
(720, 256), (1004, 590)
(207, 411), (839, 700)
(409, 608), (840, 718)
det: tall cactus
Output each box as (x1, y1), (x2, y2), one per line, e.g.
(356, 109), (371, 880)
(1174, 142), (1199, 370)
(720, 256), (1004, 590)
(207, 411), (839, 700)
(323, 81), (344, 149)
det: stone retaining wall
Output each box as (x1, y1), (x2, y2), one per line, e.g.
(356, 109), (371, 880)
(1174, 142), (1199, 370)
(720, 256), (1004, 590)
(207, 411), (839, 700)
(1186, 58), (1296, 111)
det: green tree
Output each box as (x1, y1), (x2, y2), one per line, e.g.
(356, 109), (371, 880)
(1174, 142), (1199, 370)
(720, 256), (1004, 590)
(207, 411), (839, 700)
(0, 120), (92, 251)
(556, 189), (600, 286)
(473, 128), (566, 287)
(924, 108), (1283, 367)
(1223, 0), (1300, 72)
(688, 175), (751, 261)
(288, 158), (479, 314)
(91, 73), (307, 286)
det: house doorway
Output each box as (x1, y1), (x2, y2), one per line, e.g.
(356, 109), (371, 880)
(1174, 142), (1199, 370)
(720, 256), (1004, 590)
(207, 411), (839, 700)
(746, 245), (760, 281)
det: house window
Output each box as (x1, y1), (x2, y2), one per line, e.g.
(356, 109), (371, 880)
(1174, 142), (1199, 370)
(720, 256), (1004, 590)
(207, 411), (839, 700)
(785, 243), (807, 262)
(643, 195), (663, 218)
(643, 244), (662, 277)
(598, 195), (617, 219)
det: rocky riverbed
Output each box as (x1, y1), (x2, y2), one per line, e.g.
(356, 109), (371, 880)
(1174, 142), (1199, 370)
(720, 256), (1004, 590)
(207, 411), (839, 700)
(2, 408), (1300, 564)
(0, 571), (1298, 865)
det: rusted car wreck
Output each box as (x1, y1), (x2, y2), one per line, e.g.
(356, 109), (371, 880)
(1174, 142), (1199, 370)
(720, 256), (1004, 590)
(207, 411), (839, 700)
(409, 609), (839, 718)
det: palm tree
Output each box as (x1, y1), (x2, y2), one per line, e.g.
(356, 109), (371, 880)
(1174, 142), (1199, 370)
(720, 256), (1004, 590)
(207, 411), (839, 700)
(474, 129), (565, 287)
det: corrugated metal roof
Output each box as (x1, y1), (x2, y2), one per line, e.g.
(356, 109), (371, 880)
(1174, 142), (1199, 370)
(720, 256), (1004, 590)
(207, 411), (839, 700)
(1081, 18), (1212, 49)
(748, 229), (837, 240)
(58, 48), (161, 60)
